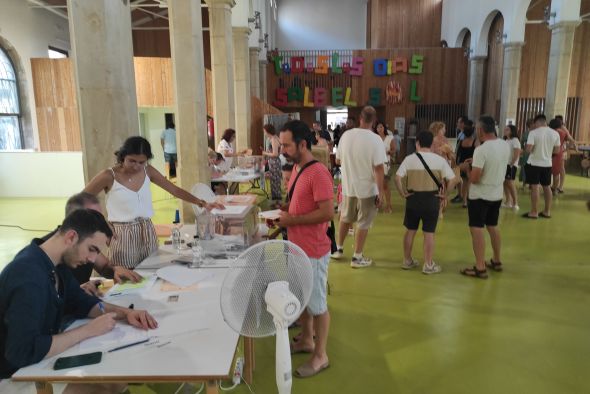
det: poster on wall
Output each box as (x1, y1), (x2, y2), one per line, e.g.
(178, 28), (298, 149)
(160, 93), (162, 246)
(394, 117), (406, 135)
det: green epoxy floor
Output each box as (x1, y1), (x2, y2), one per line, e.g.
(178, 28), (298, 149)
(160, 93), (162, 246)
(1, 176), (589, 394)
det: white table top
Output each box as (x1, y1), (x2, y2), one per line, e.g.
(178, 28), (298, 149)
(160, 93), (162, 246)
(12, 255), (239, 383)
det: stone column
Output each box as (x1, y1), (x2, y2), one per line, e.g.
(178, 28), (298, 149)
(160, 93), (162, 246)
(168, 0), (210, 223)
(545, 21), (580, 119)
(467, 56), (486, 121)
(233, 27), (252, 150)
(67, 0), (137, 182)
(249, 47), (261, 98)
(499, 42), (524, 134)
(259, 60), (268, 102)
(206, 0), (236, 146)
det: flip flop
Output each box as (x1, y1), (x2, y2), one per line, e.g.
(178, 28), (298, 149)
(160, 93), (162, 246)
(294, 361), (330, 378)
(486, 259), (503, 272)
(521, 212), (538, 219)
(539, 212), (551, 219)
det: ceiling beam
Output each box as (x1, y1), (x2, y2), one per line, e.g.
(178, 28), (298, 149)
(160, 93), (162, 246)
(27, 0), (68, 20)
(132, 9), (169, 27)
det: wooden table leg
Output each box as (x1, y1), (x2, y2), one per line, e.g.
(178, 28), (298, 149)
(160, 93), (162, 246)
(206, 380), (218, 394)
(35, 382), (53, 394)
(243, 336), (255, 384)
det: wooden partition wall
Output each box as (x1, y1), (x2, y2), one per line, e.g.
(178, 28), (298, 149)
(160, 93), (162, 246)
(31, 59), (81, 151)
(31, 57), (214, 151)
(266, 48), (468, 135)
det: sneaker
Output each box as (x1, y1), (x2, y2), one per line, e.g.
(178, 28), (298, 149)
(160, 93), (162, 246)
(330, 248), (344, 259)
(422, 262), (442, 275)
(350, 256), (372, 268)
(348, 228), (354, 236)
(451, 195), (462, 203)
(512, 204), (520, 211)
(402, 259), (419, 270)
(501, 202), (513, 209)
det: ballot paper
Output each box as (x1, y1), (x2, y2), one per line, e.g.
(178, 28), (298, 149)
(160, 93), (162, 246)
(106, 275), (157, 296)
(156, 265), (214, 287)
(68, 320), (149, 352)
(258, 209), (281, 220)
(210, 205), (249, 217)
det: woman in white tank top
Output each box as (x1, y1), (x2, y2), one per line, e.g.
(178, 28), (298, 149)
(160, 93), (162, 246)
(84, 137), (223, 269)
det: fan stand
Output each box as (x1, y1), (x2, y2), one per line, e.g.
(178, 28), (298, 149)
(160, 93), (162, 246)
(273, 317), (293, 394)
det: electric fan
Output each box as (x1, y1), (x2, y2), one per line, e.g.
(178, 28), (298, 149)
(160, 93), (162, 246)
(220, 240), (314, 394)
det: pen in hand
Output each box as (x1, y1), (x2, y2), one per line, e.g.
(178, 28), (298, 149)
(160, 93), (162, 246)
(97, 302), (105, 314)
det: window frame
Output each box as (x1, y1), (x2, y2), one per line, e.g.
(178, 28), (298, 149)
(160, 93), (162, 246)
(0, 46), (23, 150)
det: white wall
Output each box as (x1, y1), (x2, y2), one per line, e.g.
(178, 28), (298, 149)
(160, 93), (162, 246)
(441, 0), (581, 56)
(0, 152), (84, 197)
(0, 0), (71, 150)
(276, 0), (366, 50)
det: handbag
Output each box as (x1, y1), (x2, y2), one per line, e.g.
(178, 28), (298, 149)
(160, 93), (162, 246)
(288, 160), (337, 253)
(415, 152), (447, 209)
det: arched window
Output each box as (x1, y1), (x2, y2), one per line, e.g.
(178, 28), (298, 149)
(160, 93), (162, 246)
(0, 47), (21, 150)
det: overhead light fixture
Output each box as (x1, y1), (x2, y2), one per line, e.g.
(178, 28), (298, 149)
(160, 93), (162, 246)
(543, 6), (556, 25)
(248, 11), (261, 29)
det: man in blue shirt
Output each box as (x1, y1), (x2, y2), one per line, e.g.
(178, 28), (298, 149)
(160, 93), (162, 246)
(0, 209), (157, 381)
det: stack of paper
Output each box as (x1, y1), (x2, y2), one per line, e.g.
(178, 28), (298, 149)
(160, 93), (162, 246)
(156, 265), (214, 287)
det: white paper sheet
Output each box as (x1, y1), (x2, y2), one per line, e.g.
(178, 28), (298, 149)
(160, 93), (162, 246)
(68, 320), (149, 352)
(258, 209), (281, 220)
(106, 275), (157, 296)
(156, 265), (214, 287)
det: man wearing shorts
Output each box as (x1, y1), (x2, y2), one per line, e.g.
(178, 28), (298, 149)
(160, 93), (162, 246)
(461, 115), (511, 279)
(276, 120), (334, 378)
(332, 106), (387, 268)
(395, 131), (458, 274)
(522, 114), (560, 219)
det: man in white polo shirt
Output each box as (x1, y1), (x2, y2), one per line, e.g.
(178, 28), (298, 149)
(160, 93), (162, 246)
(522, 114), (560, 219)
(461, 115), (511, 279)
(332, 106), (386, 268)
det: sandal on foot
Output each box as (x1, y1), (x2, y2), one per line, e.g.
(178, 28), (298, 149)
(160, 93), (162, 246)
(539, 212), (551, 219)
(294, 361), (330, 378)
(486, 259), (503, 272)
(290, 342), (313, 354)
(460, 266), (488, 279)
(521, 212), (538, 219)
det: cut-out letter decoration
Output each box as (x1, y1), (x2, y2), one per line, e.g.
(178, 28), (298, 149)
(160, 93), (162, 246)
(368, 88), (382, 106)
(281, 62), (291, 74)
(342, 62), (350, 74)
(306, 62), (315, 73)
(273, 55), (283, 75)
(331, 87), (344, 107)
(303, 86), (315, 107)
(291, 57), (305, 74)
(332, 53), (342, 74)
(287, 87), (303, 102)
(315, 55), (329, 74)
(410, 80), (421, 102)
(350, 57), (364, 76)
(344, 87), (357, 106)
(273, 88), (288, 107)
(392, 57), (408, 74)
(373, 59), (388, 76)
(409, 54), (424, 74)
(314, 87), (328, 107)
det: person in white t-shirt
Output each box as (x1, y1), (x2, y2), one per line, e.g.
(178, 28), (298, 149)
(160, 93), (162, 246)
(216, 128), (249, 171)
(461, 115), (511, 279)
(375, 120), (396, 213)
(332, 106), (387, 268)
(395, 131), (459, 275)
(160, 121), (177, 178)
(522, 114), (560, 219)
(502, 125), (522, 210)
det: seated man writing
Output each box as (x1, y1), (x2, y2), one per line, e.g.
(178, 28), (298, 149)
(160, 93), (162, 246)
(0, 209), (158, 393)
(45, 192), (142, 297)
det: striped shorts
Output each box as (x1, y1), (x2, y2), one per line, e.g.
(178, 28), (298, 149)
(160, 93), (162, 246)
(109, 217), (158, 269)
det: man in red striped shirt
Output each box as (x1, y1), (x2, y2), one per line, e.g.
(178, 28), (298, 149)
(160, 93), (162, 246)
(276, 120), (334, 378)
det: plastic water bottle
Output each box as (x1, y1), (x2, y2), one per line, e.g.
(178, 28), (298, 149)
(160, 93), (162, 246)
(190, 236), (203, 268)
(172, 226), (182, 254)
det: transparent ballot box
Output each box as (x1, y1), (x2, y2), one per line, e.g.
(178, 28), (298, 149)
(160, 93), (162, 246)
(236, 155), (264, 175)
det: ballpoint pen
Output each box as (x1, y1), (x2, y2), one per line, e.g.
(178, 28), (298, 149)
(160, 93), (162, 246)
(108, 338), (150, 353)
(97, 302), (105, 314)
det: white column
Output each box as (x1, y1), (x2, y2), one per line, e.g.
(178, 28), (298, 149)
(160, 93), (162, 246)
(545, 21), (579, 119)
(67, 0), (138, 182)
(206, 0), (236, 145)
(467, 56), (486, 121)
(168, 0), (210, 223)
(499, 42), (524, 133)
(249, 47), (261, 98)
(259, 60), (268, 102)
(233, 27), (252, 150)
